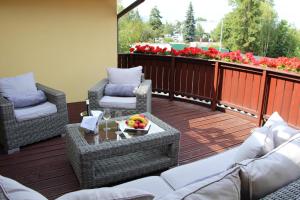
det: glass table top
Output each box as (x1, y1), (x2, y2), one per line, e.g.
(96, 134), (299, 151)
(79, 119), (164, 145)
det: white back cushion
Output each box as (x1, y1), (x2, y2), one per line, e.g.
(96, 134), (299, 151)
(234, 126), (274, 163)
(0, 72), (37, 98)
(264, 112), (300, 147)
(238, 134), (300, 199)
(56, 188), (154, 200)
(107, 66), (142, 86)
(0, 175), (47, 200)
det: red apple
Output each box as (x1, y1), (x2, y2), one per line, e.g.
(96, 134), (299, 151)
(134, 123), (139, 129)
(139, 124), (145, 129)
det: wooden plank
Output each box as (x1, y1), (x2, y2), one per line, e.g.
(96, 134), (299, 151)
(174, 61), (181, 93)
(230, 70), (240, 105)
(243, 73), (254, 109)
(193, 63), (201, 97)
(211, 62), (219, 111)
(237, 71), (247, 106)
(273, 78), (285, 113)
(265, 77), (277, 115)
(198, 64), (206, 97)
(180, 62), (188, 94)
(156, 60), (163, 91)
(257, 71), (267, 126)
(224, 69), (233, 103)
(250, 74), (261, 111)
(205, 66), (214, 98)
(281, 80), (294, 120)
(186, 63), (194, 95)
(286, 83), (300, 126)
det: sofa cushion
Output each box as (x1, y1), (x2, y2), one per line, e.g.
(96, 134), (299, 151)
(99, 96), (136, 109)
(161, 146), (239, 190)
(264, 112), (300, 147)
(14, 101), (57, 122)
(160, 167), (241, 200)
(238, 134), (300, 200)
(0, 175), (47, 200)
(263, 112), (286, 128)
(8, 90), (47, 108)
(0, 72), (37, 98)
(115, 176), (174, 198)
(233, 126), (273, 163)
(56, 188), (154, 200)
(107, 66), (142, 87)
(104, 84), (136, 97)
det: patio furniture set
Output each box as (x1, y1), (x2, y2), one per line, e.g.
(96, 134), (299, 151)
(1, 67), (300, 200)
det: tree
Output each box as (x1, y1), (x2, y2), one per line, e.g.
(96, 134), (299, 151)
(118, 6), (151, 52)
(163, 21), (175, 36)
(267, 20), (299, 57)
(195, 18), (206, 41)
(211, 0), (265, 53)
(174, 21), (183, 34)
(183, 2), (196, 42)
(149, 6), (163, 32)
(256, 1), (277, 56)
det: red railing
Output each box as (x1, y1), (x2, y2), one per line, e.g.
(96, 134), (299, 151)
(118, 54), (300, 128)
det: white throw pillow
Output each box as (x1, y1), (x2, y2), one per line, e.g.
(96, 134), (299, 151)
(107, 66), (142, 87)
(159, 167), (241, 200)
(238, 134), (300, 200)
(0, 175), (47, 200)
(0, 72), (37, 98)
(56, 188), (154, 200)
(264, 112), (300, 147)
(263, 112), (286, 128)
(233, 126), (274, 163)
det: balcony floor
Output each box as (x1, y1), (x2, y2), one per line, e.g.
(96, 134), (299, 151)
(0, 97), (256, 199)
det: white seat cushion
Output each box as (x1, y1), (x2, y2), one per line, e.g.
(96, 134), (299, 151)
(14, 101), (57, 122)
(160, 167), (241, 200)
(161, 147), (240, 190)
(115, 176), (174, 198)
(99, 96), (136, 109)
(0, 175), (47, 200)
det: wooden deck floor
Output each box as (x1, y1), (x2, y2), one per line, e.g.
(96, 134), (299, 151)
(0, 97), (256, 199)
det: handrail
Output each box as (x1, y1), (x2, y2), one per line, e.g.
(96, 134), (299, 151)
(118, 53), (300, 128)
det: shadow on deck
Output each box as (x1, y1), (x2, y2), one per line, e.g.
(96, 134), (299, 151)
(0, 97), (256, 199)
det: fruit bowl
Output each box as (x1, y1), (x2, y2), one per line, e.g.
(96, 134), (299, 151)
(125, 114), (149, 129)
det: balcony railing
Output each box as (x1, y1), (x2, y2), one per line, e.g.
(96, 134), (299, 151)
(118, 53), (300, 128)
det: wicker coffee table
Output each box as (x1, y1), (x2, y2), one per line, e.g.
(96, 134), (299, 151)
(66, 112), (180, 188)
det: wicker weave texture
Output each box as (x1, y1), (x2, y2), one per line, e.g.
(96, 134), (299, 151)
(0, 83), (69, 153)
(66, 113), (180, 188)
(260, 178), (300, 200)
(88, 77), (152, 116)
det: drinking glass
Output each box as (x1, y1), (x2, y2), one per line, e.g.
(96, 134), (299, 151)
(103, 108), (111, 140)
(114, 110), (123, 131)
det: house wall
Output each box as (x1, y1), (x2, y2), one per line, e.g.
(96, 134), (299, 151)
(0, 0), (117, 102)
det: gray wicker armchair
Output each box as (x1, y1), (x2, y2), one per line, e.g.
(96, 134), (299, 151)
(0, 83), (68, 154)
(88, 76), (152, 116)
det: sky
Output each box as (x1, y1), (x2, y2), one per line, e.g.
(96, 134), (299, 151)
(120, 0), (300, 33)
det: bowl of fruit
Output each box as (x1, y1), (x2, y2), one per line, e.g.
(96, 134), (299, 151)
(124, 114), (151, 133)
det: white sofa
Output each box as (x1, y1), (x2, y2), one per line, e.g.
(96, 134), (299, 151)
(1, 112), (300, 200)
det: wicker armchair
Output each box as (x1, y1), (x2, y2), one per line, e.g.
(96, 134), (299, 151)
(0, 83), (68, 154)
(88, 76), (152, 116)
